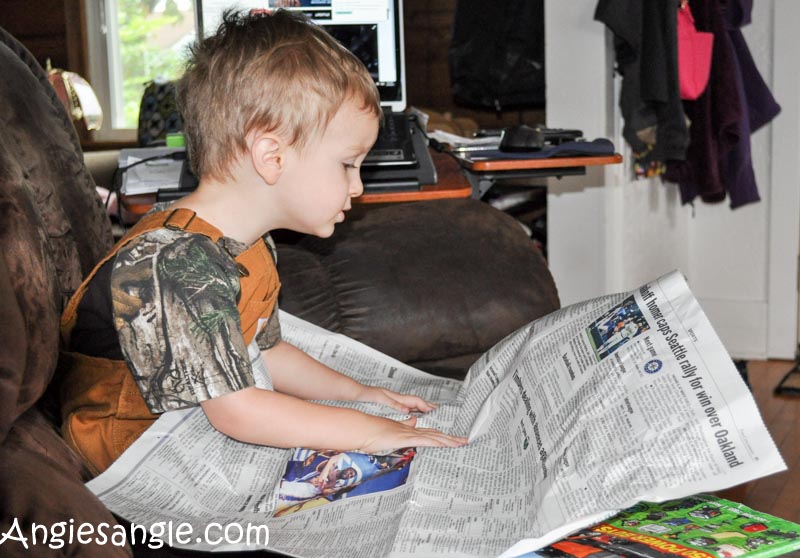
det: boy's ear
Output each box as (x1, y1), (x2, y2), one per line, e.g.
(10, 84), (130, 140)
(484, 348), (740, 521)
(249, 130), (285, 185)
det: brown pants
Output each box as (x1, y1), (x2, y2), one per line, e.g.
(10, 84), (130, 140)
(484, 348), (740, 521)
(60, 352), (158, 476)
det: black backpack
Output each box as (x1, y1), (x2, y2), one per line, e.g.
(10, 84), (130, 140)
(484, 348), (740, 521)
(449, 0), (545, 112)
(137, 80), (183, 147)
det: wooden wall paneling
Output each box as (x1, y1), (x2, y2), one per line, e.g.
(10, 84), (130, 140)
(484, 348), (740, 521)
(0, 0), (68, 69)
(64, 0), (88, 77)
(63, 0), (91, 144)
(403, 0), (545, 130)
(404, 0), (454, 110)
(0, 0), (66, 36)
(16, 36), (69, 68)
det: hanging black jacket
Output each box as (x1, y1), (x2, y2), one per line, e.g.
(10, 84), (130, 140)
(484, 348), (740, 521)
(450, 0), (545, 111)
(595, 0), (689, 161)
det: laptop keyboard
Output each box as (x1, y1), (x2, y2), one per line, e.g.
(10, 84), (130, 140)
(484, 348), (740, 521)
(363, 113), (416, 166)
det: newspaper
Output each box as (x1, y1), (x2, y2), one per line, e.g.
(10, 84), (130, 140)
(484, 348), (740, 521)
(87, 271), (786, 557)
(118, 147), (184, 195)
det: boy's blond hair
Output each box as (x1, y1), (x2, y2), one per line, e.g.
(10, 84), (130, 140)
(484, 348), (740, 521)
(177, 10), (382, 180)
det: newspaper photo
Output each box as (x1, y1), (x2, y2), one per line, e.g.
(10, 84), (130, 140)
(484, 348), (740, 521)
(86, 270), (787, 557)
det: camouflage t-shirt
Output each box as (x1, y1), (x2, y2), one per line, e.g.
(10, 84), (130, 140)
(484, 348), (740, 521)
(111, 227), (281, 414)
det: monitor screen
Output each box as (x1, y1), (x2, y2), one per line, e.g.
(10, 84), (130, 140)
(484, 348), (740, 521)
(197, 0), (406, 111)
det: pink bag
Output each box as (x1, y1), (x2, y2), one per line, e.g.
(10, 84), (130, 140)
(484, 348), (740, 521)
(677, 1), (714, 100)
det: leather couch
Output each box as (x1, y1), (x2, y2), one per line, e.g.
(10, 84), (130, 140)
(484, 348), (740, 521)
(0, 26), (559, 557)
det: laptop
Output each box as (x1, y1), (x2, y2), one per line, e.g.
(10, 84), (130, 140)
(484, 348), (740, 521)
(198, 0), (423, 184)
(312, 0), (417, 168)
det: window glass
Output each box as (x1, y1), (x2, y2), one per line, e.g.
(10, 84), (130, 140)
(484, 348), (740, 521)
(109, 0), (196, 129)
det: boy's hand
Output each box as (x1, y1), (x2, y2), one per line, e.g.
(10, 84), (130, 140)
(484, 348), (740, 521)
(201, 387), (466, 454)
(355, 386), (436, 414)
(358, 416), (467, 454)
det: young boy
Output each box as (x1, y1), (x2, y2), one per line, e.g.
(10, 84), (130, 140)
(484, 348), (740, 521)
(60, 9), (466, 476)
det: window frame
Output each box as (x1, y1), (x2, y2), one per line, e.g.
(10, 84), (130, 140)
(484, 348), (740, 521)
(83, 0), (198, 144)
(84, 0), (136, 142)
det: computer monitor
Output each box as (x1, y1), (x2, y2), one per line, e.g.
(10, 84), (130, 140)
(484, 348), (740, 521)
(196, 0), (407, 112)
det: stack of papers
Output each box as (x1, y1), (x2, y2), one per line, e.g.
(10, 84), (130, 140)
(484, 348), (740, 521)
(427, 129), (500, 152)
(118, 147), (184, 195)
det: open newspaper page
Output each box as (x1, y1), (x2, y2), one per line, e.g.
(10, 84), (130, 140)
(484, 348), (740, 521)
(87, 313), (462, 556)
(401, 271), (786, 558)
(86, 271), (786, 558)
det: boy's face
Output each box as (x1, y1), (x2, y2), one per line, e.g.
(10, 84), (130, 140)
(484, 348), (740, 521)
(276, 100), (379, 238)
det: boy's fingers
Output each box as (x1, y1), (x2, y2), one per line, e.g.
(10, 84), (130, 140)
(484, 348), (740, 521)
(412, 433), (468, 447)
(384, 417), (467, 449)
(408, 426), (468, 447)
(390, 400), (411, 413)
(406, 396), (435, 412)
(413, 427), (446, 434)
(373, 390), (410, 413)
(373, 389), (437, 413)
(394, 393), (436, 412)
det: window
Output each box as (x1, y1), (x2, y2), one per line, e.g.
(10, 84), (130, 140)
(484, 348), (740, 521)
(84, 0), (196, 142)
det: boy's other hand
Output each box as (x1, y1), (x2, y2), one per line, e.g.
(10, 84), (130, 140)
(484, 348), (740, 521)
(359, 416), (468, 454)
(355, 387), (437, 414)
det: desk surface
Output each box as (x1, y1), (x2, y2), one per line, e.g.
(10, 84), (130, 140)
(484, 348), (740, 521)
(357, 151), (624, 203)
(120, 151), (623, 217)
(456, 153), (623, 173)
(356, 150), (472, 204)
(121, 150), (473, 217)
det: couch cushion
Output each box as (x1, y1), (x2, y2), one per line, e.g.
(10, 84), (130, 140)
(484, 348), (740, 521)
(277, 198), (559, 378)
(0, 27), (113, 290)
(4, 406), (93, 483)
(0, 444), (130, 557)
(0, 28), (113, 441)
(0, 163), (61, 442)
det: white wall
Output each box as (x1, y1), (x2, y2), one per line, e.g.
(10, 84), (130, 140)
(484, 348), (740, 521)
(545, 2), (615, 303)
(767, 0), (800, 358)
(545, 0), (799, 359)
(545, 1), (690, 304)
(685, 2), (774, 359)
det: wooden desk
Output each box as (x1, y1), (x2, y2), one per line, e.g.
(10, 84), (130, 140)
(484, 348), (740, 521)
(454, 152), (624, 198)
(120, 151), (620, 216)
(120, 149), (472, 219)
(120, 192), (160, 222)
(356, 150), (472, 204)
(462, 153), (623, 173)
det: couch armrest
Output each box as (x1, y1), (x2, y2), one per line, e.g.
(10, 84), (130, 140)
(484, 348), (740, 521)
(277, 198), (559, 378)
(83, 150), (120, 190)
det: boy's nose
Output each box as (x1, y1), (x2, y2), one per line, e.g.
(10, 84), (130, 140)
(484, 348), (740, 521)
(350, 175), (364, 198)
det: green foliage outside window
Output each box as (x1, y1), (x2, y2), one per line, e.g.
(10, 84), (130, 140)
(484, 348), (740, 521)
(117, 0), (194, 127)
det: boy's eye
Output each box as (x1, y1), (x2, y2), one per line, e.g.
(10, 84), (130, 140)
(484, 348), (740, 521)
(343, 162), (358, 170)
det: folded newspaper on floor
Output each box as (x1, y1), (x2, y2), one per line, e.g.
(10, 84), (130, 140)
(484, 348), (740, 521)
(87, 271), (787, 557)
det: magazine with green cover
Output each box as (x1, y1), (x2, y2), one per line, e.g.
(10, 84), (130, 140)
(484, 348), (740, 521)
(524, 494), (800, 558)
